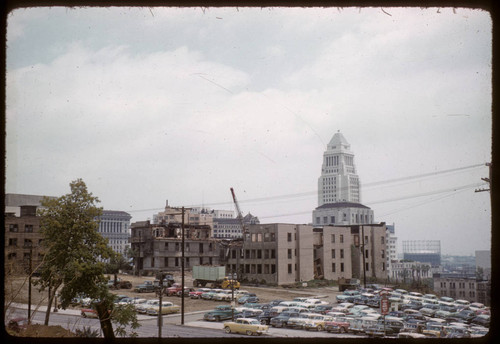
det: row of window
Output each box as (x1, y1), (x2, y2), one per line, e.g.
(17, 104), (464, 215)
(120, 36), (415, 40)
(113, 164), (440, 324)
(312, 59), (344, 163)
(440, 281), (476, 289)
(8, 224), (34, 233)
(8, 238), (41, 247)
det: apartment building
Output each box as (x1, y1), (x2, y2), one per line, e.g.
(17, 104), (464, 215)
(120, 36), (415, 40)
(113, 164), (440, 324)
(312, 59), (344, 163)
(130, 220), (221, 275)
(4, 205), (44, 274)
(433, 273), (489, 305)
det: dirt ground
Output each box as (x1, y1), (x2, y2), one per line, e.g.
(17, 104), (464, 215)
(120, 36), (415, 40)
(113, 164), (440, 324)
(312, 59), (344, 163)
(5, 272), (340, 313)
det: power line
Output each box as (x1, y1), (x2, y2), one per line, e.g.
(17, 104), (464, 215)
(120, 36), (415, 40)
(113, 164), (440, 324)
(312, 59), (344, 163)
(126, 162), (487, 214)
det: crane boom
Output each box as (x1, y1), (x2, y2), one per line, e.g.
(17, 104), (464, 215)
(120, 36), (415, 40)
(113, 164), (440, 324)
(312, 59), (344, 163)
(230, 187), (247, 237)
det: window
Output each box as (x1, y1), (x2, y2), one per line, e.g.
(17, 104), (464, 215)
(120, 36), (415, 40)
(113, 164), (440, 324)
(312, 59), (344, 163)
(264, 250), (269, 259)
(332, 263), (336, 272)
(381, 250), (385, 259)
(340, 235), (344, 243)
(287, 233), (292, 242)
(264, 264), (269, 274)
(9, 224), (18, 232)
(316, 217), (320, 224)
(288, 264), (292, 274)
(331, 234), (335, 243)
(270, 233), (276, 242)
(257, 264), (262, 274)
(340, 249), (344, 259)
(257, 250), (262, 259)
(340, 263), (344, 272)
(331, 249), (336, 259)
(25, 224), (34, 233)
(271, 250), (276, 259)
(9, 238), (17, 246)
(271, 264), (276, 274)
(323, 216), (328, 224)
(331, 216), (335, 224)
(365, 262), (369, 271)
(381, 236), (385, 244)
(365, 250), (369, 259)
(288, 249), (292, 259)
(24, 239), (32, 247)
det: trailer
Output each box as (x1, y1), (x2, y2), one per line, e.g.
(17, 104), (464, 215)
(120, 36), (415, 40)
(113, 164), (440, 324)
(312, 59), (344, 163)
(192, 265), (240, 289)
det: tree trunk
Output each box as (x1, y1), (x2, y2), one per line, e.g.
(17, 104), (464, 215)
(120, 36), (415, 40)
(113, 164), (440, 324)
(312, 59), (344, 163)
(96, 301), (115, 338)
(44, 284), (58, 325)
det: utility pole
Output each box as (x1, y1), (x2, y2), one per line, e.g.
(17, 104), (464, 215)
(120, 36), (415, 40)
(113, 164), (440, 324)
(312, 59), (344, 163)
(158, 273), (164, 338)
(181, 206), (185, 325)
(28, 245), (32, 324)
(475, 162), (492, 193)
(361, 226), (366, 289)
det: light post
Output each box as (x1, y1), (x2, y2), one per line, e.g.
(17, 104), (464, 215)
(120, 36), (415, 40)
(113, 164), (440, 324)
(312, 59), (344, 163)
(181, 207), (185, 325)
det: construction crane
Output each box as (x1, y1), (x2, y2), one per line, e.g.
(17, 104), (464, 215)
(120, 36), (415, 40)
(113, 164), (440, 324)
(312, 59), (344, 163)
(230, 187), (248, 239)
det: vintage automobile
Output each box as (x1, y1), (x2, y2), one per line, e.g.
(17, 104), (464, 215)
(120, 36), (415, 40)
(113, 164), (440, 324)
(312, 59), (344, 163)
(304, 315), (333, 331)
(189, 288), (212, 299)
(146, 301), (180, 316)
(287, 312), (323, 329)
(166, 283), (183, 296)
(134, 280), (156, 293)
(136, 299), (160, 314)
(269, 311), (299, 328)
(257, 310), (274, 325)
(223, 318), (269, 336)
(213, 290), (233, 301)
(336, 290), (360, 303)
(7, 318), (29, 333)
(81, 308), (99, 318)
(237, 294), (259, 304)
(324, 316), (350, 333)
(364, 323), (397, 337)
(204, 305), (241, 322)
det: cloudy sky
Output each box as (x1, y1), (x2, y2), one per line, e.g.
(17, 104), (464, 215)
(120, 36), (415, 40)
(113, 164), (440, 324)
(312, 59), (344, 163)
(6, 6), (492, 256)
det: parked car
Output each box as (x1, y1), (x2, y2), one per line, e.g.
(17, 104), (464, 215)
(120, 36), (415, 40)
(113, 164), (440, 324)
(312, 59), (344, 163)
(134, 280), (156, 293)
(240, 309), (263, 318)
(287, 313), (323, 329)
(304, 315), (333, 331)
(136, 299), (159, 314)
(270, 311), (299, 328)
(336, 290), (360, 303)
(146, 301), (180, 316)
(313, 304), (334, 314)
(81, 308), (99, 318)
(204, 305), (241, 322)
(238, 295), (259, 304)
(471, 314), (490, 327)
(7, 318), (28, 333)
(189, 288), (211, 299)
(324, 316), (350, 333)
(223, 318), (269, 336)
(257, 310), (274, 325)
(365, 323), (396, 337)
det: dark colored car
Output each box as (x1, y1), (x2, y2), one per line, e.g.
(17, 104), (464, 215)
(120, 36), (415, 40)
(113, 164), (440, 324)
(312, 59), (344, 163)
(314, 304), (334, 314)
(446, 309), (476, 324)
(365, 323), (396, 337)
(238, 296), (259, 304)
(269, 300), (284, 306)
(7, 318), (28, 333)
(270, 311), (299, 328)
(257, 310), (274, 325)
(471, 315), (490, 327)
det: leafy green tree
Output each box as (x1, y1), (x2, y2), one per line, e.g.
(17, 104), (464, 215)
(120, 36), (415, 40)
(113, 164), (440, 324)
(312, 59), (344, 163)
(35, 179), (138, 338)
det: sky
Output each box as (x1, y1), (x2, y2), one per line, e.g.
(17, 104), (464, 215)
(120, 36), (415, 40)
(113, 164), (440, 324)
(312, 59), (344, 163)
(5, 6), (492, 256)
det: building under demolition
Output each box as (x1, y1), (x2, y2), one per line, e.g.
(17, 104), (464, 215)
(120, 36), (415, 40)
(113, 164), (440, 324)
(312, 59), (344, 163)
(130, 220), (224, 275)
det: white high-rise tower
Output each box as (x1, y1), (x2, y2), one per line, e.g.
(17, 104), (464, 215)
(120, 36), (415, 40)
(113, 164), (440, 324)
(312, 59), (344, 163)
(318, 131), (360, 206)
(313, 131), (373, 226)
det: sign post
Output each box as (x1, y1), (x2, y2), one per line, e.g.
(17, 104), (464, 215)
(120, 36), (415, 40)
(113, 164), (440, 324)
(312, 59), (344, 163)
(380, 291), (389, 337)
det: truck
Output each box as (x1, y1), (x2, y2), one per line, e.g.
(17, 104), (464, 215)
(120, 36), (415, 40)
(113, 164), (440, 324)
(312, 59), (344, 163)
(134, 280), (156, 293)
(192, 265), (240, 289)
(338, 278), (360, 292)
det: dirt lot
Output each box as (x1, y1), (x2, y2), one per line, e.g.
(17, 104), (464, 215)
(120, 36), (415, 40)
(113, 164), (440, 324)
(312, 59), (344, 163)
(5, 272), (341, 313)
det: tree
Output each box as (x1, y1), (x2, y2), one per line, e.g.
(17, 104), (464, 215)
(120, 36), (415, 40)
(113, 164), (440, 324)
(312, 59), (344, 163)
(35, 179), (136, 338)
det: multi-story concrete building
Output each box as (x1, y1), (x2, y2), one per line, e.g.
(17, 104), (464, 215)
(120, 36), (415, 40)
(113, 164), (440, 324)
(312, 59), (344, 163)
(4, 205), (44, 275)
(225, 223), (315, 285)
(433, 273), (489, 305)
(97, 210), (132, 256)
(386, 223), (398, 278)
(390, 260), (432, 284)
(312, 132), (374, 226)
(212, 213), (260, 239)
(130, 220), (221, 275)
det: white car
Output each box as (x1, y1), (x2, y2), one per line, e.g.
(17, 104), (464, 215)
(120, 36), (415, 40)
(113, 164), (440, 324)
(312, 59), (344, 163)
(136, 299), (159, 314)
(303, 315), (333, 331)
(287, 313), (323, 329)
